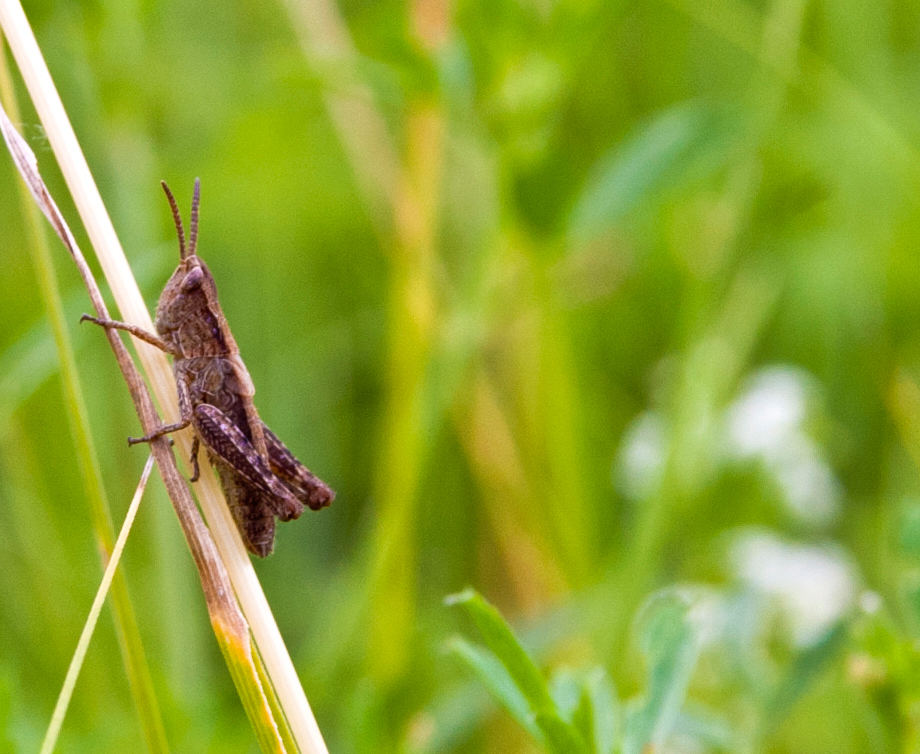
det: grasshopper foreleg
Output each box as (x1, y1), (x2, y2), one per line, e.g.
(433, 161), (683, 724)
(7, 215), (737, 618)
(80, 314), (176, 354)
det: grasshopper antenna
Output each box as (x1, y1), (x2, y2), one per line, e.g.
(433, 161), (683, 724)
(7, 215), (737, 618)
(188, 178), (201, 258)
(161, 181), (187, 259)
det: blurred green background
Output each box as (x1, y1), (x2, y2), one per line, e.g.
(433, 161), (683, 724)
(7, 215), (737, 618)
(3, 0), (920, 751)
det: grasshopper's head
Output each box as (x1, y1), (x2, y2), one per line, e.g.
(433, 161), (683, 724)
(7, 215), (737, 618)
(155, 179), (220, 334)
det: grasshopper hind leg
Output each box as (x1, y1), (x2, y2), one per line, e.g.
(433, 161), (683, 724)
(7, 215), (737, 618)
(211, 455), (277, 556)
(193, 403), (304, 521)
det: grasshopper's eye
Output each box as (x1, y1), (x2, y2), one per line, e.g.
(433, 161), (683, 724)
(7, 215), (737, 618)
(181, 266), (204, 292)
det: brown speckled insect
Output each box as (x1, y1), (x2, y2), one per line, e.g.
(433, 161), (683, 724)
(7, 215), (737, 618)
(83, 179), (334, 556)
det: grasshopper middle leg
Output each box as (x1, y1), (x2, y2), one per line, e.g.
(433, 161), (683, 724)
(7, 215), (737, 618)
(127, 377), (194, 445)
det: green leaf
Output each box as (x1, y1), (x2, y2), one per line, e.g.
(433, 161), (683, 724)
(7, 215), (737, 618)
(446, 589), (555, 713)
(764, 621), (848, 731)
(445, 637), (540, 739)
(899, 502), (920, 561)
(446, 591), (592, 754)
(583, 668), (619, 754)
(567, 102), (730, 243)
(535, 711), (590, 754)
(622, 592), (699, 754)
(549, 667), (620, 754)
(672, 706), (734, 752)
(549, 669), (583, 723)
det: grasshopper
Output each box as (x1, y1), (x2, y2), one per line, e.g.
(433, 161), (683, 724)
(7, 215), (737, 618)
(83, 179), (334, 556)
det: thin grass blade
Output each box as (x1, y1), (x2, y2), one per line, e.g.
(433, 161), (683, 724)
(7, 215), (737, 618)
(39, 454), (156, 754)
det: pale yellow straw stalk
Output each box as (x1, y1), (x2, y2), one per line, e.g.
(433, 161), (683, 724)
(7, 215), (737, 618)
(0, 1), (328, 752)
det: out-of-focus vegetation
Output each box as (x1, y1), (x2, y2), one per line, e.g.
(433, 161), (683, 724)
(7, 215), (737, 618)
(3, 0), (920, 751)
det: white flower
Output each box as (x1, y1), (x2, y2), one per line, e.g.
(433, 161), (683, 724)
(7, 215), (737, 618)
(727, 367), (807, 457)
(730, 530), (855, 645)
(724, 366), (839, 526)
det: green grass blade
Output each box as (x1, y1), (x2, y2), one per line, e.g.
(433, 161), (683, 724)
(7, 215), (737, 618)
(214, 633), (288, 754)
(39, 454), (155, 754)
(367, 100), (446, 683)
(252, 639), (299, 754)
(447, 591), (594, 754)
